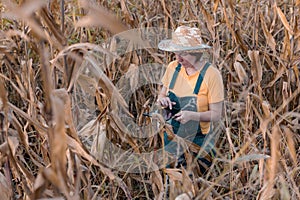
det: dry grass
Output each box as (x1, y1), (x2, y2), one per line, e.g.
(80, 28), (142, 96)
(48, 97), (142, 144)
(0, 0), (299, 199)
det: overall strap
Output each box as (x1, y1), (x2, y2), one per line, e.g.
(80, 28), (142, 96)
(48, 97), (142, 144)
(193, 62), (211, 95)
(168, 63), (182, 89)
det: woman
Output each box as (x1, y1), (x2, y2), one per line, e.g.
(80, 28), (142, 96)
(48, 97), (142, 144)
(157, 26), (224, 173)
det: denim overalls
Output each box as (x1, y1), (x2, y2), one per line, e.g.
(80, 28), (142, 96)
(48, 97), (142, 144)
(164, 62), (215, 171)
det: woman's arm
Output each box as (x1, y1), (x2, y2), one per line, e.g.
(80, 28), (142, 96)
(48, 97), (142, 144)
(173, 101), (223, 124)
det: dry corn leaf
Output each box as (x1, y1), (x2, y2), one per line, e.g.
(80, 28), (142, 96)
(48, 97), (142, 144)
(49, 95), (68, 187)
(283, 29), (291, 59)
(266, 63), (286, 88)
(0, 78), (7, 109)
(234, 61), (248, 83)
(264, 53), (277, 72)
(52, 89), (81, 143)
(175, 192), (193, 200)
(43, 167), (70, 199)
(181, 168), (195, 196)
(2, 0), (48, 40)
(150, 171), (164, 199)
(213, 0), (220, 13)
(283, 126), (297, 167)
(225, 128), (236, 154)
(84, 55), (129, 113)
(164, 168), (182, 181)
(7, 136), (18, 156)
(260, 13), (276, 52)
(260, 125), (281, 200)
(0, 141), (9, 155)
(261, 101), (271, 118)
(270, 125), (281, 182)
(248, 50), (262, 84)
(32, 171), (47, 199)
(107, 111), (140, 153)
(279, 175), (291, 200)
(120, 0), (134, 23)
(276, 6), (294, 35)
(8, 102), (48, 135)
(76, 0), (128, 34)
(38, 8), (67, 47)
(0, 172), (12, 200)
(90, 124), (107, 160)
(234, 154), (270, 163)
(127, 64), (139, 92)
(199, 3), (214, 37)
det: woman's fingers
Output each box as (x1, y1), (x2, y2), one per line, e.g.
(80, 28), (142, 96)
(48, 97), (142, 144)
(174, 111), (182, 121)
(166, 98), (173, 110)
(158, 97), (174, 110)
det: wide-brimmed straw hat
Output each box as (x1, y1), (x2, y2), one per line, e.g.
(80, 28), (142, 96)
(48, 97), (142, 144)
(158, 26), (211, 52)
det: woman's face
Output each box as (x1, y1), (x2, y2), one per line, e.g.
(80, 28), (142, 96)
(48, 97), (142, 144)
(175, 52), (197, 69)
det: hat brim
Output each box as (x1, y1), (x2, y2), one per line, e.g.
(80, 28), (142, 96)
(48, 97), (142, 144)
(158, 39), (211, 52)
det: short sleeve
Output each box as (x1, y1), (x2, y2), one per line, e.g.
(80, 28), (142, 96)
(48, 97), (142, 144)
(207, 69), (224, 104)
(161, 61), (177, 88)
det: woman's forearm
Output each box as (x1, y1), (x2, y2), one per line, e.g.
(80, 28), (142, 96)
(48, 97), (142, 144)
(191, 110), (221, 122)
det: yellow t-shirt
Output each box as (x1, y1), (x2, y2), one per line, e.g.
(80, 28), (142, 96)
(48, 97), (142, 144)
(161, 60), (224, 134)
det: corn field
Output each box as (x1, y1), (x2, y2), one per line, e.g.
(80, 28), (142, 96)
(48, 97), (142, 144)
(0, 0), (299, 199)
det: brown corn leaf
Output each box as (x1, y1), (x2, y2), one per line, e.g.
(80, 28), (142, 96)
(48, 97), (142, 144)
(235, 154), (270, 163)
(107, 111), (140, 153)
(264, 53), (277, 72)
(270, 125), (281, 182)
(32, 170), (47, 199)
(248, 50), (262, 84)
(199, 3), (214, 37)
(84, 55), (129, 114)
(234, 61), (248, 83)
(120, 0), (134, 23)
(8, 102), (48, 135)
(38, 8), (67, 47)
(181, 168), (195, 196)
(175, 192), (194, 200)
(52, 89), (81, 143)
(213, 0), (220, 13)
(49, 95), (68, 182)
(150, 171), (164, 199)
(266, 63), (286, 88)
(2, 0), (48, 40)
(76, 0), (128, 34)
(260, 13), (276, 52)
(43, 167), (70, 199)
(164, 168), (182, 181)
(226, 128), (236, 154)
(90, 122), (107, 160)
(0, 172), (12, 200)
(279, 176), (291, 200)
(276, 6), (294, 35)
(261, 101), (271, 118)
(7, 136), (19, 156)
(127, 64), (139, 92)
(283, 126), (297, 167)
(0, 142), (9, 155)
(282, 82), (289, 99)
(0, 78), (7, 109)
(260, 125), (281, 199)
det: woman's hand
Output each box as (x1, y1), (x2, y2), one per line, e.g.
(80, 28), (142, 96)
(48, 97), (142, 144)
(173, 110), (195, 124)
(157, 97), (176, 110)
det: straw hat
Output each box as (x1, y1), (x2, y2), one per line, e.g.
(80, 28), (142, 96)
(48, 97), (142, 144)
(158, 26), (211, 52)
